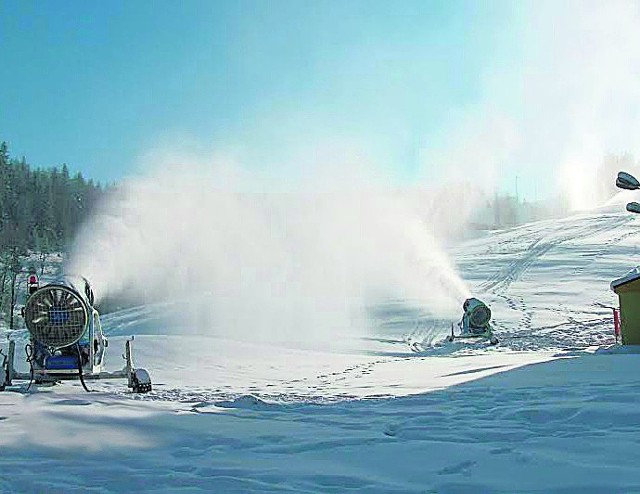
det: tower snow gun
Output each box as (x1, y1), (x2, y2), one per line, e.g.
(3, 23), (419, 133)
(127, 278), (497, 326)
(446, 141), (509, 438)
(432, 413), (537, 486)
(1, 276), (151, 393)
(447, 297), (499, 345)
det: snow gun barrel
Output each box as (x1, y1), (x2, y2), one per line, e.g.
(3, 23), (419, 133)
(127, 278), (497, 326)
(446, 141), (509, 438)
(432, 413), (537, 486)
(23, 277), (95, 349)
(463, 298), (492, 328)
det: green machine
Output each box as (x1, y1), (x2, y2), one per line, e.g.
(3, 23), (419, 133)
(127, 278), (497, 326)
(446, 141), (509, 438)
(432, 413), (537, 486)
(611, 268), (640, 345)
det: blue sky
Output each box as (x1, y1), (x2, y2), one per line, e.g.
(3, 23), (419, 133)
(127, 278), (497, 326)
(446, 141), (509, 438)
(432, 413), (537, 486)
(0, 0), (524, 186)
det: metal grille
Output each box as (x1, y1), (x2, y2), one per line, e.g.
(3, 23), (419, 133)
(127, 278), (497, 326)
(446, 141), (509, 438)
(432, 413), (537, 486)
(24, 285), (89, 348)
(469, 304), (491, 328)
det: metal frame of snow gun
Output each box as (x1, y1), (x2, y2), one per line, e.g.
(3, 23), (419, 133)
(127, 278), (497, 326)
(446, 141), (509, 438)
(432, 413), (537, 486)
(446, 322), (499, 345)
(0, 335), (151, 393)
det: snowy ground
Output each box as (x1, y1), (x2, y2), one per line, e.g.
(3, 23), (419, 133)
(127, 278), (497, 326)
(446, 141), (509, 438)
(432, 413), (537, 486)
(1, 207), (640, 493)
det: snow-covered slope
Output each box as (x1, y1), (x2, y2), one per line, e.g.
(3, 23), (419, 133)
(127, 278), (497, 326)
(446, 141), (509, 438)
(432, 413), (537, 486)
(1, 207), (639, 493)
(454, 208), (639, 350)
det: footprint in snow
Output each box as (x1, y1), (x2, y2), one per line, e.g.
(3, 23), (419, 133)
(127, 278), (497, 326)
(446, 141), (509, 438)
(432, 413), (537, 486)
(53, 399), (92, 406)
(383, 423), (400, 437)
(437, 460), (477, 475)
(490, 446), (513, 455)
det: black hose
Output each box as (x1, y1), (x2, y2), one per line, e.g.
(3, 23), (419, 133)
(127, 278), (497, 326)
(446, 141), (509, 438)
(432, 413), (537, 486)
(0, 348), (6, 391)
(76, 343), (91, 393)
(24, 344), (34, 391)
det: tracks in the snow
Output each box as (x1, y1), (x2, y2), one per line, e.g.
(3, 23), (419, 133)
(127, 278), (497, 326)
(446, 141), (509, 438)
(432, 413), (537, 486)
(462, 214), (636, 350)
(480, 215), (631, 294)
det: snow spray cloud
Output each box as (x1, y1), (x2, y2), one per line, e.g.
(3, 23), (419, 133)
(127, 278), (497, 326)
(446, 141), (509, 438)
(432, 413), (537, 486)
(419, 0), (640, 212)
(69, 154), (470, 343)
(530, 0), (640, 210)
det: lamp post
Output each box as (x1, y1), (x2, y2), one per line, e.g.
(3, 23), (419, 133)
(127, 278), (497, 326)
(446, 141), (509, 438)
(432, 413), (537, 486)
(616, 171), (640, 214)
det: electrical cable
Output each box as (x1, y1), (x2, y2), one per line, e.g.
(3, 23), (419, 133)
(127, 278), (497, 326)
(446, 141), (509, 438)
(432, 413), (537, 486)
(76, 343), (91, 392)
(24, 343), (34, 391)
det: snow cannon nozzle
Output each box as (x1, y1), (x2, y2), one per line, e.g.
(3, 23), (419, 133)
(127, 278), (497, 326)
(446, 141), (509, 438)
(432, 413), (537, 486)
(462, 297), (492, 329)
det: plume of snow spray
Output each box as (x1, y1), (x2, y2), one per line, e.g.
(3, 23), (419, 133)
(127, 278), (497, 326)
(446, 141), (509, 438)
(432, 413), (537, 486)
(418, 1), (640, 212)
(69, 156), (470, 343)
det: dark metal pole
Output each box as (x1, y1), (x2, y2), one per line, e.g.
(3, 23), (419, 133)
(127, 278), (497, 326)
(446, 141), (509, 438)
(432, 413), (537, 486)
(8, 270), (16, 331)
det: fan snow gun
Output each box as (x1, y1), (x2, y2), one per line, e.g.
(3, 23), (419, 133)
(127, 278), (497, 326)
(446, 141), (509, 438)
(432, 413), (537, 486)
(0, 276), (151, 393)
(447, 297), (499, 345)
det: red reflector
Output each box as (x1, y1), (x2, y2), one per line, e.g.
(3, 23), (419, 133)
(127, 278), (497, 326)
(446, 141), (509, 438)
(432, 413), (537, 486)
(28, 275), (38, 284)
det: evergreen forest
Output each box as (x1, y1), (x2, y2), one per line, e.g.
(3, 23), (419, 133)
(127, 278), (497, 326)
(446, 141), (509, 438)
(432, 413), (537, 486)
(0, 141), (105, 327)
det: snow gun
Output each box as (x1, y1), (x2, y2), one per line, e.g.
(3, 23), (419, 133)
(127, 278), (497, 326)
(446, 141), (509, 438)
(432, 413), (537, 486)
(447, 297), (499, 345)
(1, 275), (151, 393)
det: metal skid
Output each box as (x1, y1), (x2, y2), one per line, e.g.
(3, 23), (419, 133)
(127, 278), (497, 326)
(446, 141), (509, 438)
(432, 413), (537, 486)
(1, 336), (152, 393)
(447, 298), (499, 346)
(446, 322), (499, 346)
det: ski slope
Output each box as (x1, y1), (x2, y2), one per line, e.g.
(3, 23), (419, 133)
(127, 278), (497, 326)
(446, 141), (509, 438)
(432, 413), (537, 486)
(451, 208), (638, 350)
(1, 207), (640, 493)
